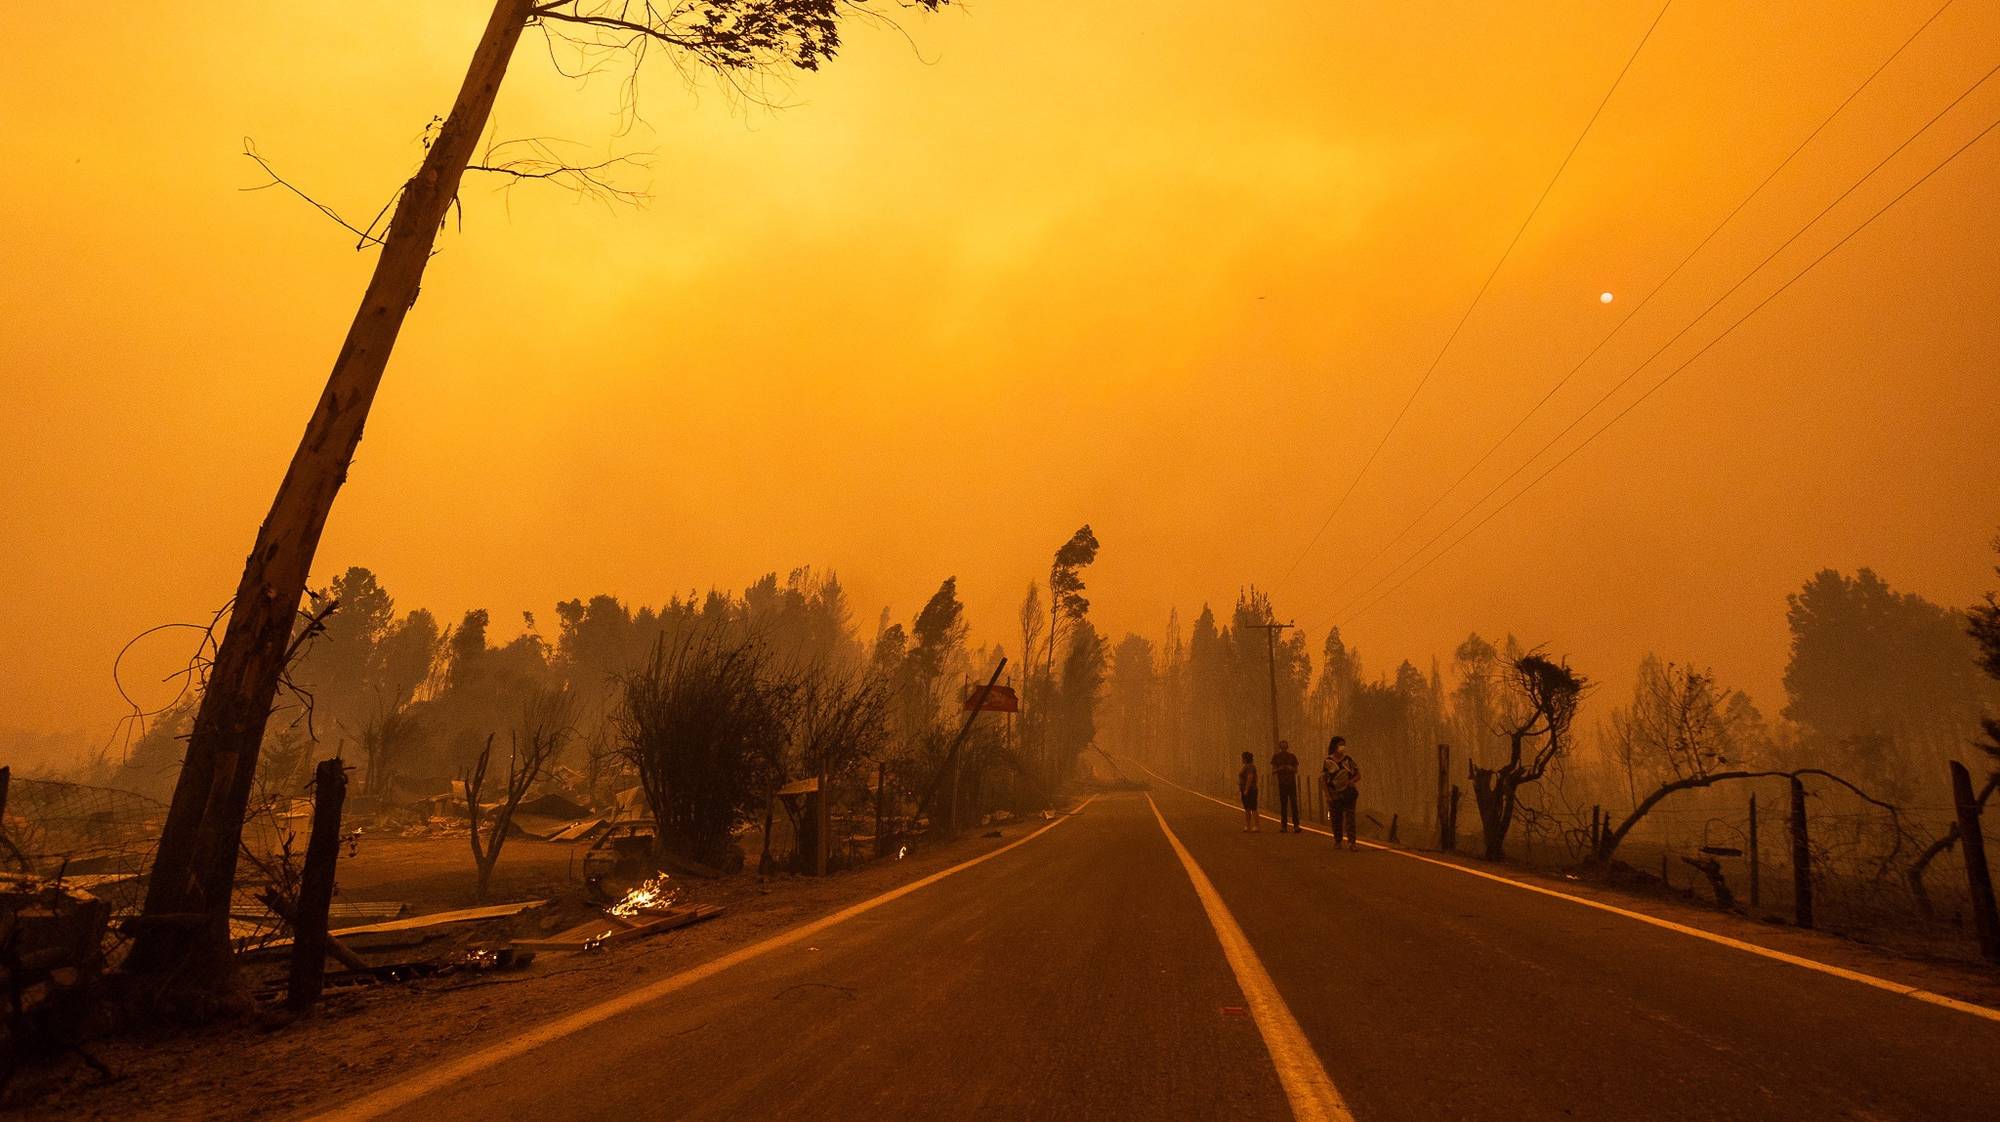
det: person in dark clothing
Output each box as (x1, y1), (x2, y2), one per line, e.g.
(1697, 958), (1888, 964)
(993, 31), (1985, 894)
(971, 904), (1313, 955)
(1322, 736), (1361, 849)
(1272, 739), (1301, 833)
(1237, 751), (1260, 832)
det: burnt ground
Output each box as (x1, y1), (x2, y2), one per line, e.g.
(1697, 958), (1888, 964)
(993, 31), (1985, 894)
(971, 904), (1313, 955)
(6, 825), (1031, 1120)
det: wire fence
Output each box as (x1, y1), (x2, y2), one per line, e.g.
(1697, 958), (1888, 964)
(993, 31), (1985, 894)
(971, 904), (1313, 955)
(1422, 770), (1989, 964)
(1159, 753), (1996, 966)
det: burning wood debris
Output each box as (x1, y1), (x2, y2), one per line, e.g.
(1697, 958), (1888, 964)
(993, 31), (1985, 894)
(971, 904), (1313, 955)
(511, 875), (723, 954)
(606, 873), (679, 918)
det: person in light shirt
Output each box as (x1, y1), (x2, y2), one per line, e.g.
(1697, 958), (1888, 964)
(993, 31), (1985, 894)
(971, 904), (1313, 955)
(1322, 736), (1361, 850)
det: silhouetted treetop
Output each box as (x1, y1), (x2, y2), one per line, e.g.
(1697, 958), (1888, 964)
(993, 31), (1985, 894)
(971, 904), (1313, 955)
(537, 0), (951, 76)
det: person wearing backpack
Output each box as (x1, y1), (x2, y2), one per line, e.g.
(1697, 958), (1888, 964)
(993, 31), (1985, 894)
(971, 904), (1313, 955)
(1323, 736), (1361, 849)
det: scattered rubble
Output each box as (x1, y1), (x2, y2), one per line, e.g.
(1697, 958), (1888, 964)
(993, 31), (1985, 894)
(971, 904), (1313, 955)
(1, 873), (112, 1084)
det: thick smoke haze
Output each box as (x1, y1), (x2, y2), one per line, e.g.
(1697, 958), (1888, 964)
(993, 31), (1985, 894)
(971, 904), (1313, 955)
(2, 0), (1996, 748)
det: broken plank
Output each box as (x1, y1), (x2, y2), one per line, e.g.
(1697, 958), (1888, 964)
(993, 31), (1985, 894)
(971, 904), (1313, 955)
(329, 899), (547, 936)
(510, 905), (724, 952)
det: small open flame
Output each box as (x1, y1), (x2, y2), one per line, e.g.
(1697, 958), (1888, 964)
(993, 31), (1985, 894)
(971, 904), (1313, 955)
(607, 872), (679, 917)
(896, 845), (908, 860)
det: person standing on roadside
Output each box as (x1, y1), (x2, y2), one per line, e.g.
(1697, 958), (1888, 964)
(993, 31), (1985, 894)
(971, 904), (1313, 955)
(1238, 751), (1261, 832)
(1272, 739), (1301, 833)
(1323, 736), (1361, 849)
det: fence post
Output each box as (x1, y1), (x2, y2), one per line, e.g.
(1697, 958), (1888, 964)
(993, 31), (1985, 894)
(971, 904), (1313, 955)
(287, 758), (349, 1011)
(815, 760), (831, 876)
(1949, 761), (2000, 963)
(1789, 776), (1813, 929)
(1748, 791), (1759, 910)
(874, 761), (888, 859)
(0, 765), (19, 872)
(1435, 744), (1451, 850)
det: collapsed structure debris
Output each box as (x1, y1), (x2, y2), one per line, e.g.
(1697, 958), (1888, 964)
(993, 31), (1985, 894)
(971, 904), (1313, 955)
(1, 874), (112, 1086)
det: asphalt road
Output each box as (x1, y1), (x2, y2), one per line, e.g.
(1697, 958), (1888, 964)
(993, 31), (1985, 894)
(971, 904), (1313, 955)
(320, 784), (2000, 1122)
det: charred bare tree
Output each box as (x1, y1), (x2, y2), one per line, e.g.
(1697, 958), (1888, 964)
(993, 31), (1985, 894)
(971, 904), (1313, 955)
(1594, 768), (1901, 866)
(1467, 654), (1586, 860)
(1909, 772), (1999, 917)
(359, 703), (424, 799)
(127, 0), (954, 999)
(1956, 545), (2000, 955)
(463, 688), (575, 902)
(616, 630), (789, 871)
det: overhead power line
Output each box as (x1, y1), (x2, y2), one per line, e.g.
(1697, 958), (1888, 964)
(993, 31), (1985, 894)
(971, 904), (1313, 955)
(1331, 102), (2000, 630)
(1325, 56), (2000, 628)
(1267, 0), (1674, 598)
(1294, 0), (1959, 623)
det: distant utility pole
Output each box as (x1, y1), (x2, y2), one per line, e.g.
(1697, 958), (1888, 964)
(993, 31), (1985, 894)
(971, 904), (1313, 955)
(1243, 620), (1294, 751)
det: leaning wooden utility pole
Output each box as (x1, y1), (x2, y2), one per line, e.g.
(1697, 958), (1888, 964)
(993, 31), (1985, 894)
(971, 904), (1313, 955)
(128, 0), (538, 989)
(915, 659), (1007, 836)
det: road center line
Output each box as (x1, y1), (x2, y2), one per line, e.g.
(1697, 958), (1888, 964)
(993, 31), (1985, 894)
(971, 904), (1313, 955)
(303, 795), (1098, 1122)
(1144, 794), (1354, 1122)
(1129, 758), (2000, 1026)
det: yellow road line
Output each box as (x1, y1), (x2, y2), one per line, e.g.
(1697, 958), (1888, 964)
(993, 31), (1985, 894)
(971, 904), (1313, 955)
(1145, 794), (1354, 1122)
(1130, 757), (2000, 1027)
(304, 796), (1099, 1122)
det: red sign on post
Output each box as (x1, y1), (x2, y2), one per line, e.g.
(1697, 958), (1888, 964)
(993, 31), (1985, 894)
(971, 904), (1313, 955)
(962, 684), (1019, 713)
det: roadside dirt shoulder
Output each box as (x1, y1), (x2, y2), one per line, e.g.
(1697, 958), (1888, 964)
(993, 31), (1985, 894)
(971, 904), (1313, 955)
(9, 822), (1050, 1121)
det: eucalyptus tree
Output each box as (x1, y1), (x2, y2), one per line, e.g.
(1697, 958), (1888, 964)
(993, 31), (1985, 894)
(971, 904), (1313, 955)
(131, 0), (955, 998)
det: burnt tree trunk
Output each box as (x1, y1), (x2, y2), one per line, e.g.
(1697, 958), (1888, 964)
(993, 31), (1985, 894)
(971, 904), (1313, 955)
(1469, 764), (1514, 861)
(1949, 761), (2000, 963)
(128, 0), (536, 990)
(1748, 792), (1760, 909)
(0, 765), (22, 872)
(1909, 773), (1999, 919)
(287, 758), (348, 1011)
(1681, 855), (1735, 910)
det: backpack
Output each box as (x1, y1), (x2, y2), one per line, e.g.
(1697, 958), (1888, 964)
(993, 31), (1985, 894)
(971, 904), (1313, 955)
(1326, 756), (1359, 795)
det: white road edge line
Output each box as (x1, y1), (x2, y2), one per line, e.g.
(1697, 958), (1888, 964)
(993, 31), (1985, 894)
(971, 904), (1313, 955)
(1145, 794), (1355, 1122)
(303, 795), (1100, 1122)
(1128, 758), (2000, 1027)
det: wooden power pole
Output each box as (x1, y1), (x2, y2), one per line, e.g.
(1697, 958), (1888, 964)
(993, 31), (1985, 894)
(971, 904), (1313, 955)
(1243, 620), (1294, 751)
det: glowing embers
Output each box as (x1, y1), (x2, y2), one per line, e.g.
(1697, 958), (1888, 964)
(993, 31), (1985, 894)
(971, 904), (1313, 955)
(607, 872), (679, 918)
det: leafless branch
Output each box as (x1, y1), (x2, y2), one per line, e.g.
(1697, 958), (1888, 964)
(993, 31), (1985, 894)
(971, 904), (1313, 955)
(240, 138), (396, 250)
(468, 135), (653, 208)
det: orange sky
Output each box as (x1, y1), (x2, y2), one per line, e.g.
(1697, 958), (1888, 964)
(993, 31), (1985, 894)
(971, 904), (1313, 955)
(3, 1), (1997, 743)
